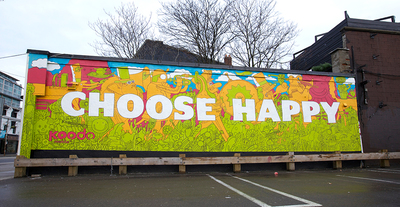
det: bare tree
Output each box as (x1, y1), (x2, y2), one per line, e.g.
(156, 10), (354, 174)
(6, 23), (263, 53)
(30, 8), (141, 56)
(89, 2), (153, 58)
(229, 0), (298, 69)
(158, 0), (233, 64)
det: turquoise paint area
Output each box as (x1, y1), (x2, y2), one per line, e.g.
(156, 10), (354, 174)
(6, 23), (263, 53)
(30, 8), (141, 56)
(47, 58), (72, 75)
(28, 54), (48, 69)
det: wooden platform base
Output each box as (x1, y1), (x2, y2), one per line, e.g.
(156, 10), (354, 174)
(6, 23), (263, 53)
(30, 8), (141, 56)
(14, 151), (400, 177)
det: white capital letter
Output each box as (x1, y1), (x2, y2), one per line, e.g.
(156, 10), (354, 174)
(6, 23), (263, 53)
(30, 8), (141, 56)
(233, 99), (256, 121)
(117, 94), (144, 119)
(321, 102), (340, 123)
(61, 92), (85, 116)
(197, 98), (215, 121)
(174, 96), (194, 120)
(147, 95), (173, 120)
(282, 100), (300, 121)
(302, 101), (320, 122)
(257, 99), (281, 122)
(89, 93), (115, 117)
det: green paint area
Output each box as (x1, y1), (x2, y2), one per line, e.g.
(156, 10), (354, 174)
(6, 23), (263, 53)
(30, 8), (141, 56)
(29, 99), (360, 153)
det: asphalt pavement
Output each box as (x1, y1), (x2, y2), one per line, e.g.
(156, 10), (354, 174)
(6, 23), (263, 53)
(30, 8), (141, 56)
(0, 155), (15, 181)
(0, 164), (400, 207)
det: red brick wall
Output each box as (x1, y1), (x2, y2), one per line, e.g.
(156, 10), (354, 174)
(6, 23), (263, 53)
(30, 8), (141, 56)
(346, 30), (400, 152)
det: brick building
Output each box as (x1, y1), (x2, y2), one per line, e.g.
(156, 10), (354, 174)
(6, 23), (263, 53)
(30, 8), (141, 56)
(290, 13), (400, 153)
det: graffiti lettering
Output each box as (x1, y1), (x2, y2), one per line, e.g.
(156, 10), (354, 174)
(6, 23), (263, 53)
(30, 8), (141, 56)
(61, 92), (340, 123)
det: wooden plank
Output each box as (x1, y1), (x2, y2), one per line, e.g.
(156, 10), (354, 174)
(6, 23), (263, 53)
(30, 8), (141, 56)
(333, 152), (342, 169)
(286, 152), (295, 171)
(14, 155), (27, 178)
(119, 154), (127, 175)
(13, 152), (400, 167)
(179, 154), (186, 174)
(380, 149), (390, 168)
(233, 153), (241, 173)
(183, 157), (238, 165)
(14, 157), (182, 167)
(68, 155), (78, 177)
(388, 152), (400, 159)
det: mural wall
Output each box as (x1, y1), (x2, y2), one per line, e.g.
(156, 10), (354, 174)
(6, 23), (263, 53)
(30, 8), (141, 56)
(20, 52), (361, 158)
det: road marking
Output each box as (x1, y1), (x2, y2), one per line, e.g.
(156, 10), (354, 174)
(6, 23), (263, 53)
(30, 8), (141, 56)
(274, 205), (321, 207)
(0, 162), (14, 165)
(207, 174), (271, 207)
(367, 169), (400, 174)
(231, 175), (322, 207)
(371, 168), (400, 172)
(0, 176), (13, 181)
(0, 171), (14, 174)
(336, 175), (400, 185)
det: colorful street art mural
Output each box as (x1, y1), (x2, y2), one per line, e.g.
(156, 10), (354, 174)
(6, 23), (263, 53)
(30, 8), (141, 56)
(20, 52), (361, 158)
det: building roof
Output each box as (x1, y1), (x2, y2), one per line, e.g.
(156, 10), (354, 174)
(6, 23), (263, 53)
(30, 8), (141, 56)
(135, 40), (200, 63)
(135, 39), (223, 64)
(290, 14), (400, 71)
(0, 71), (19, 82)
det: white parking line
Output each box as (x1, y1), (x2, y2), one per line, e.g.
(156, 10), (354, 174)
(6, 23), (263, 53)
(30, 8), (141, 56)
(336, 175), (400, 185)
(371, 168), (400, 172)
(0, 162), (14, 165)
(0, 171), (14, 174)
(367, 169), (400, 174)
(0, 176), (13, 181)
(208, 174), (322, 207)
(207, 174), (271, 207)
(231, 176), (322, 207)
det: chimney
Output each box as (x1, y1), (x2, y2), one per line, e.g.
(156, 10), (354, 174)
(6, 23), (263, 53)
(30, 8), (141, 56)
(330, 48), (351, 73)
(224, 55), (232, 66)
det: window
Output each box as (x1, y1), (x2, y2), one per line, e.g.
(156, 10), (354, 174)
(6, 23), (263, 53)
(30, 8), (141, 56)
(2, 106), (8, 116)
(4, 97), (11, 107)
(11, 121), (16, 134)
(13, 87), (21, 98)
(0, 79), (3, 93)
(11, 109), (18, 118)
(12, 99), (20, 108)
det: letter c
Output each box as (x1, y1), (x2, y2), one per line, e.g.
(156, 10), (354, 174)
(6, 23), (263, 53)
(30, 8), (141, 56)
(61, 92), (86, 116)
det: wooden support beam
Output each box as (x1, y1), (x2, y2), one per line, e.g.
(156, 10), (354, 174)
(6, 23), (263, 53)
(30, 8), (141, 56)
(233, 153), (241, 173)
(13, 152), (400, 169)
(179, 154), (186, 174)
(68, 155), (78, 177)
(286, 152), (295, 171)
(379, 149), (390, 168)
(333, 151), (342, 169)
(119, 154), (127, 175)
(14, 155), (27, 178)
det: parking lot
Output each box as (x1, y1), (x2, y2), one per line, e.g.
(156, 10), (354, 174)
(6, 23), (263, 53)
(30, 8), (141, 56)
(1, 165), (400, 207)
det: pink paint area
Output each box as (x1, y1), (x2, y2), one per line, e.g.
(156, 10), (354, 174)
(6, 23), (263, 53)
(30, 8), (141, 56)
(303, 75), (335, 105)
(36, 99), (57, 110)
(58, 59), (111, 95)
(27, 67), (47, 84)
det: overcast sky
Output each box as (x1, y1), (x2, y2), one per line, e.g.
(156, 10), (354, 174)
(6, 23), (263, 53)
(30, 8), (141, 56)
(0, 0), (399, 85)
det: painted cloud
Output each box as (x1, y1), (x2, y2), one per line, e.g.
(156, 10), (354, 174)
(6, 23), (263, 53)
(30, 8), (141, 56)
(216, 72), (241, 82)
(127, 66), (144, 75)
(344, 78), (355, 85)
(31, 58), (47, 68)
(169, 69), (192, 79)
(47, 61), (61, 71)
